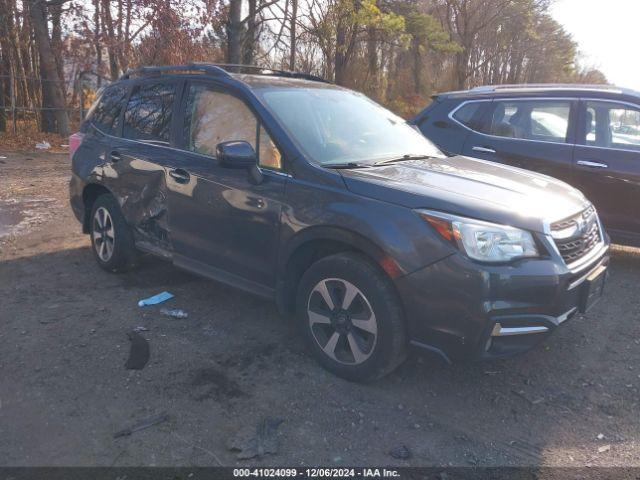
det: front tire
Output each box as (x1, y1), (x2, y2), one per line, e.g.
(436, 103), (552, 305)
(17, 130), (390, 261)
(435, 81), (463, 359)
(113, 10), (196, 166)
(89, 194), (138, 272)
(296, 252), (407, 382)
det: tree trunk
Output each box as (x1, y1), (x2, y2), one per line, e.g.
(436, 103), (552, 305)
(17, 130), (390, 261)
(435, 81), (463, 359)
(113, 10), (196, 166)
(412, 37), (422, 95)
(122, 0), (132, 72)
(50, 2), (65, 93)
(102, 0), (120, 79)
(28, 0), (69, 135)
(93, 0), (102, 85)
(0, 0), (13, 131)
(0, 49), (7, 132)
(242, 0), (256, 64)
(334, 19), (347, 85)
(289, 0), (297, 70)
(455, 47), (469, 90)
(227, 0), (243, 64)
(366, 25), (378, 96)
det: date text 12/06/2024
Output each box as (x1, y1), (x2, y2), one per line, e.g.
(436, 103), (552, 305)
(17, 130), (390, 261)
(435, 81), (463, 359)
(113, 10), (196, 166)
(232, 468), (401, 478)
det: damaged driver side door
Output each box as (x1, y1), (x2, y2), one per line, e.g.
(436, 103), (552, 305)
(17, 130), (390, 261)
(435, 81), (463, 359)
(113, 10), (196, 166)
(168, 82), (287, 296)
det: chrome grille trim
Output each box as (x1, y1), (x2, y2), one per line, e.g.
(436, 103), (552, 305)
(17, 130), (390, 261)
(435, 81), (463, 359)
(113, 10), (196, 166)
(549, 205), (605, 269)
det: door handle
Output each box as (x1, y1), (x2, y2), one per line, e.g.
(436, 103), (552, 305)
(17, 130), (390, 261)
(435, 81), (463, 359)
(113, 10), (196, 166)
(576, 160), (608, 169)
(472, 146), (496, 154)
(169, 168), (190, 183)
(110, 151), (121, 162)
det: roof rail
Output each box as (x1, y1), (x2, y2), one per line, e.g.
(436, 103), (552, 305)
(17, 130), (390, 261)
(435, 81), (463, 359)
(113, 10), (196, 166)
(119, 63), (232, 80)
(211, 63), (328, 83)
(469, 83), (622, 93)
(119, 62), (328, 83)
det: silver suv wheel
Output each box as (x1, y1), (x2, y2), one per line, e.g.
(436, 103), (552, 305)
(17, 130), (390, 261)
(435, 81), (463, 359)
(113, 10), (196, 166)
(307, 278), (378, 365)
(92, 206), (115, 262)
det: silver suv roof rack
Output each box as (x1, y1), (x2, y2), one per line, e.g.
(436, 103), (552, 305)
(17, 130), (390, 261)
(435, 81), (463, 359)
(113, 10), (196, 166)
(120, 63), (327, 83)
(468, 83), (625, 94)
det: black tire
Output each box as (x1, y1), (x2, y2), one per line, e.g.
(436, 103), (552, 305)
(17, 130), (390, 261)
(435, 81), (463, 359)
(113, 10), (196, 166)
(89, 194), (138, 272)
(296, 252), (407, 382)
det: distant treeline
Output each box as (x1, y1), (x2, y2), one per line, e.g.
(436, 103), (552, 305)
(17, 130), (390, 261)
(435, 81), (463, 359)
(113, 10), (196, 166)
(0, 0), (607, 135)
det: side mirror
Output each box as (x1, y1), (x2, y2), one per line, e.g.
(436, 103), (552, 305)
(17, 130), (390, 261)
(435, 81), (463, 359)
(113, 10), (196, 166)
(216, 141), (258, 169)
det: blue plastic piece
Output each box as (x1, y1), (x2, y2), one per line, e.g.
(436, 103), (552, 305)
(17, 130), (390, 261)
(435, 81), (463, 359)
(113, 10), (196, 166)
(138, 291), (174, 307)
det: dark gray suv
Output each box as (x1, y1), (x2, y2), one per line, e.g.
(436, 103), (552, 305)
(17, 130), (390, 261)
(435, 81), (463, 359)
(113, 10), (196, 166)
(69, 64), (610, 382)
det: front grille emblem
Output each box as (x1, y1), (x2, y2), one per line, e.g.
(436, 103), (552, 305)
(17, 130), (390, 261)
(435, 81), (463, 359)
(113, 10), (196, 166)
(550, 205), (602, 266)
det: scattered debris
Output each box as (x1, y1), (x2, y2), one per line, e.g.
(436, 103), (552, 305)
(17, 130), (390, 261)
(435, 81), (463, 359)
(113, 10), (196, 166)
(597, 433), (605, 440)
(138, 291), (174, 307)
(389, 445), (412, 460)
(124, 331), (150, 370)
(35, 141), (51, 150)
(160, 308), (188, 319)
(598, 444), (611, 453)
(133, 326), (149, 333)
(227, 417), (284, 460)
(484, 371), (501, 376)
(113, 411), (170, 438)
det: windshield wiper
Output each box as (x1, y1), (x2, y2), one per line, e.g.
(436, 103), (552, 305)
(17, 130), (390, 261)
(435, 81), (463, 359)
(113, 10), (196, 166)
(374, 154), (437, 166)
(323, 162), (371, 169)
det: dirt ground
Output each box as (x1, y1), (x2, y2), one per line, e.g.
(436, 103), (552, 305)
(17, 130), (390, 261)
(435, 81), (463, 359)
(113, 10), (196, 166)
(1, 151), (639, 468)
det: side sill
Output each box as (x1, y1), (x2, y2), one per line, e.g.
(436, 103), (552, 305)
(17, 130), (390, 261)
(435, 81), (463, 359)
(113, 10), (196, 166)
(173, 253), (275, 300)
(136, 240), (173, 260)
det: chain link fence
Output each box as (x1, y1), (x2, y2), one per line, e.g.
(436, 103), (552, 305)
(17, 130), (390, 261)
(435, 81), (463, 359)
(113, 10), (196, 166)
(0, 71), (111, 135)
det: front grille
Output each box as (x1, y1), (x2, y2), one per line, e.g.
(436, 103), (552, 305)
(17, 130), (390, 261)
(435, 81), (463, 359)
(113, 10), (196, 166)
(551, 205), (602, 265)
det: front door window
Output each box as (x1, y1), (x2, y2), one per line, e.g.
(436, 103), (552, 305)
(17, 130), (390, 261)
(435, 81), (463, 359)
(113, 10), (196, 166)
(183, 85), (282, 170)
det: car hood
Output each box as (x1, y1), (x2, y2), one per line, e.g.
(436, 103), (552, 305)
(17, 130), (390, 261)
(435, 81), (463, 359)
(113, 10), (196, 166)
(339, 155), (590, 233)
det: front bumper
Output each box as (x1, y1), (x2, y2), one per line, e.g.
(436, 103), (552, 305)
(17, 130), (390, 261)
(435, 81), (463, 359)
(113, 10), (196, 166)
(395, 248), (609, 362)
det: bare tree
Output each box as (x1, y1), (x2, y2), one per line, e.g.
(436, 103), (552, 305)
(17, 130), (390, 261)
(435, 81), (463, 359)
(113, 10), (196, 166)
(28, 0), (70, 135)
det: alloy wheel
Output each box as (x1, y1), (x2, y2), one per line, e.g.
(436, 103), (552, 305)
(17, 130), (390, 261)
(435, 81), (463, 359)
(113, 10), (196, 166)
(92, 206), (115, 262)
(307, 278), (378, 365)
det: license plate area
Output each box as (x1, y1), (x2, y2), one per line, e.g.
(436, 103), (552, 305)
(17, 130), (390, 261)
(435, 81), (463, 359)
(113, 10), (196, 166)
(579, 265), (607, 313)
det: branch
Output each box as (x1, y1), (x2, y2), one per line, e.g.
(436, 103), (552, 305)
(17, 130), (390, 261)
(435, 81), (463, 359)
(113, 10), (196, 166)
(45, 0), (72, 6)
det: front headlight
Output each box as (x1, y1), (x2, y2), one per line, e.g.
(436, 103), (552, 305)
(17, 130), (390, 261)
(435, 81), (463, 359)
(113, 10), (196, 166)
(416, 210), (539, 263)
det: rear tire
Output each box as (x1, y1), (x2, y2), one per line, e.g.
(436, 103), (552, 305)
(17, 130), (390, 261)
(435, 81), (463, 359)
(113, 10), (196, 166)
(296, 252), (407, 382)
(89, 194), (138, 272)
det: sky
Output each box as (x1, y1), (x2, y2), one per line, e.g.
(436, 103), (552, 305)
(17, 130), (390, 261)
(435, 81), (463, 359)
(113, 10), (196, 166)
(551, 0), (640, 90)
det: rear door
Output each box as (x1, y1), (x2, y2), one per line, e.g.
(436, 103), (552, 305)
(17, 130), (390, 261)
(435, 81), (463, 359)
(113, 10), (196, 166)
(573, 99), (640, 240)
(461, 98), (577, 184)
(111, 80), (181, 251)
(167, 81), (286, 292)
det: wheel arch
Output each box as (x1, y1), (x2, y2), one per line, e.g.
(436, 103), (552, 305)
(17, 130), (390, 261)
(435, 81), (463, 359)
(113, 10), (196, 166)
(81, 183), (114, 233)
(276, 226), (403, 316)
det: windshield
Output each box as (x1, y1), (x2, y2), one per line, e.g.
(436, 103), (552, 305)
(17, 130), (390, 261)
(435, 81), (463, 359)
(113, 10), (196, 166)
(258, 88), (444, 166)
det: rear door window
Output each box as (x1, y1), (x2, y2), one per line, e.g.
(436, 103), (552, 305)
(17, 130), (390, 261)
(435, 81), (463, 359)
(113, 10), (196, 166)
(451, 101), (484, 129)
(183, 85), (282, 170)
(90, 84), (128, 135)
(123, 82), (176, 144)
(584, 101), (640, 151)
(487, 100), (571, 143)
